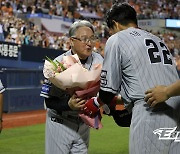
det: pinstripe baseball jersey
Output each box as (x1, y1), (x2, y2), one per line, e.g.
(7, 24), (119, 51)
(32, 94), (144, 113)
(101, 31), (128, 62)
(100, 27), (180, 154)
(0, 80), (5, 93)
(100, 27), (179, 107)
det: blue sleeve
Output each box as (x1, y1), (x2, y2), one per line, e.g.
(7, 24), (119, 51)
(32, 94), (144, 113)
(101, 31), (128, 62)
(40, 78), (51, 98)
(40, 78), (72, 111)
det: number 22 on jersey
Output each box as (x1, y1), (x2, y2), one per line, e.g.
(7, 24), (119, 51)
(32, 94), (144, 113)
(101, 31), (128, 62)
(145, 39), (172, 65)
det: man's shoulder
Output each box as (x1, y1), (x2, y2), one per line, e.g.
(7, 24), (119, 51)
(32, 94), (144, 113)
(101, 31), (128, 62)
(54, 50), (71, 61)
(92, 52), (104, 60)
(106, 33), (119, 45)
(92, 51), (103, 57)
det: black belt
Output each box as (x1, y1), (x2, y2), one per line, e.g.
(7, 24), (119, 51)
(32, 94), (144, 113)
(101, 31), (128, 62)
(51, 114), (81, 124)
(66, 114), (81, 121)
(57, 111), (80, 121)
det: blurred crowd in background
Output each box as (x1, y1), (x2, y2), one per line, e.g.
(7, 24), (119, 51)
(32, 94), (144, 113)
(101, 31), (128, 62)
(0, 0), (179, 71)
(0, 0), (179, 19)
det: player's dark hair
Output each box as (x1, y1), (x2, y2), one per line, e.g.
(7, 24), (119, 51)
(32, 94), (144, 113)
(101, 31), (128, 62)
(106, 2), (137, 29)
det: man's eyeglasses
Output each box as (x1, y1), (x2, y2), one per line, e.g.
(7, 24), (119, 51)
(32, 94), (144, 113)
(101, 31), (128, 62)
(71, 36), (97, 44)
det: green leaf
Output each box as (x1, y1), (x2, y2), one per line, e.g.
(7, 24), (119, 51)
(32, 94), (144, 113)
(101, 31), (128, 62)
(45, 56), (58, 69)
(55, 60), (66, 71)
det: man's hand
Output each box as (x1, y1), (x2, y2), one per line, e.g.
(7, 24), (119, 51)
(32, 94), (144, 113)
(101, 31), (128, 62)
(68, 94), (86, 110)
(144, 85), (169, 107)
(83, 97), (101, 117)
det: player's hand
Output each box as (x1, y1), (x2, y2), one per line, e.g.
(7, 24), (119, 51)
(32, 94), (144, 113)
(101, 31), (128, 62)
(68, 94), (86, 110)
(83, 97), (100, 118)
(144, 85), (169, 107)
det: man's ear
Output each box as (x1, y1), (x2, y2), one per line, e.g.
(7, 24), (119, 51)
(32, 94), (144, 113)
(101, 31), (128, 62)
(70, 38), (74, 47)
(114, 21), (125, 32)
(113, 21), (121, 30)
(112, 20), (117, 28)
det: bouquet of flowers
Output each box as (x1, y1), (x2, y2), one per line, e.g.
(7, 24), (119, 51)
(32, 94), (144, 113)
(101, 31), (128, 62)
(43, 54), (102, 129)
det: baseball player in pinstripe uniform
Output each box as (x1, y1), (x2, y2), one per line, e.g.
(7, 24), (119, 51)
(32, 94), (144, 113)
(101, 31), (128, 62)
(40, 20), (103, 154)
(83, 3), (180, 154)
(0, 79), (5, 133)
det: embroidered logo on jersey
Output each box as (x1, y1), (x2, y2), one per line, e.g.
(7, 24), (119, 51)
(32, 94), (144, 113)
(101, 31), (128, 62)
(129, 31), (141, 37)
(100, 79), (107, 86)
(153, 127), (180, 142)
(101, 70), (107, 79)
(40, 79), (51, 96)
(100, 70), (107, 86)
(41, 84), (51, 95)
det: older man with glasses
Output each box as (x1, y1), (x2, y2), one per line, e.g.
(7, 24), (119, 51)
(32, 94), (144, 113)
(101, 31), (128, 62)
(40, 20), (103, 154)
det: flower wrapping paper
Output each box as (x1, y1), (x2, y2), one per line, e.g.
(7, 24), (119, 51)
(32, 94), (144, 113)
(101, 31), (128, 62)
(43, 55), (102, 91)
(43, 54), (103, 129)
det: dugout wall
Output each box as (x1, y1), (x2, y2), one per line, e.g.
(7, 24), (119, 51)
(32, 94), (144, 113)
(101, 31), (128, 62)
(0, 68), (44, 113)
(0, 42), (65, 113)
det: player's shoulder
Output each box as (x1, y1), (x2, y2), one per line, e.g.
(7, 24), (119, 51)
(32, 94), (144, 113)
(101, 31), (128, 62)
(120, 27), (162, 42)
(133, 28), (161, 41)
(106, 33), (119, 45)
(119, 27), (141, 37)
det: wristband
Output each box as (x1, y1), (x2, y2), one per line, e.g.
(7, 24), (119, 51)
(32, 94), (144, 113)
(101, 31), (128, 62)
(93, 97), (100, 107)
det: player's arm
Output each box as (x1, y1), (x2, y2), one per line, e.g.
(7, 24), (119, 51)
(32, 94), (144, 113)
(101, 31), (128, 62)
(165, 80), (180, 97)
(99, 89), (115, 105)
(144, 80), (180, 107)
(83, 36), (122, 116)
